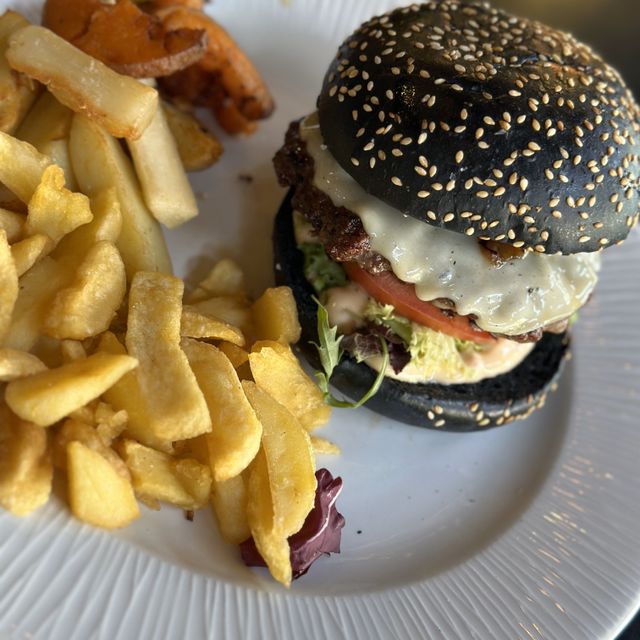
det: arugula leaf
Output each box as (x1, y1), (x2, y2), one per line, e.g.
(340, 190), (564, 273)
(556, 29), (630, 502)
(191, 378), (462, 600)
(312, 297), (389, 409)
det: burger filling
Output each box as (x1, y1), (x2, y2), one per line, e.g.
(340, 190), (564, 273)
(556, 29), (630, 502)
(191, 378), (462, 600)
(275, 114), (600, 384)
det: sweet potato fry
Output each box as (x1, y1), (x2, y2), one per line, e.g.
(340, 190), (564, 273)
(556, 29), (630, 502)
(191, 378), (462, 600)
(45, 0), (207, 79)
(158, 7), (274, 120)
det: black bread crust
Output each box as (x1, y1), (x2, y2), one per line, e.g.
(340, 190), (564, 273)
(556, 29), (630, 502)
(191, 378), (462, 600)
(317, 1), (640, 255)
(274, 190), (569, 431)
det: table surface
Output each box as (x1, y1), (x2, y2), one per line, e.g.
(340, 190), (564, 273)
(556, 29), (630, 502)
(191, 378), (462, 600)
(486, 2), (640, 638)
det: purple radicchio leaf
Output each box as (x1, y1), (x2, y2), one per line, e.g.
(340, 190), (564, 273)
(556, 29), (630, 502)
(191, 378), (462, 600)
(239, 469), (345, 580)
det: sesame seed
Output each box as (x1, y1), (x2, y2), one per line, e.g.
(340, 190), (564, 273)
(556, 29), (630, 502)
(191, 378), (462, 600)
(579, 235), (591, 243)
(426, 210), (437, 220)
(465, 227), (475, 236)
(391, 176), (403, 186)
(351, 157), (360, 166)
(443, 212), (455, 222)
(417, 191), (429, 198)
(455, 150), (464, 163)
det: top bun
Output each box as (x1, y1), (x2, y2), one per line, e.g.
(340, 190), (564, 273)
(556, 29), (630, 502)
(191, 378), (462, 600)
(317, 0), (640, 255)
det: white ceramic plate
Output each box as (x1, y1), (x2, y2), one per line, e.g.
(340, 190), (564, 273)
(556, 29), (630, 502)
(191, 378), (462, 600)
(1, 1), (639, 638)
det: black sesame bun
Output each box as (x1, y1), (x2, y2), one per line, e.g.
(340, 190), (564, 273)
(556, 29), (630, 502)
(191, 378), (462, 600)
(317, 1), (640, 255)
(274, 191), (570, 431)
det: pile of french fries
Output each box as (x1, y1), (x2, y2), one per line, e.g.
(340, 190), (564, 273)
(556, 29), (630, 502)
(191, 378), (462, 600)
(0, 11), (335, 586)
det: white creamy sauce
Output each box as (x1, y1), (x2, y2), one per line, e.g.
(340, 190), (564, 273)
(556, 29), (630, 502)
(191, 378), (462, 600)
(324, 282), (369, 334)
(366, 338), (534, 385)
(299, 112), (601, 336)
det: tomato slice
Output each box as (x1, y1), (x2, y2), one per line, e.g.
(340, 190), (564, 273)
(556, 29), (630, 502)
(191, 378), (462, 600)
(343, 262), (495, 344)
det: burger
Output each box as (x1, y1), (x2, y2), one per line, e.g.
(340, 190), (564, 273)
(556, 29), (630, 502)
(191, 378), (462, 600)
(272, 0), (640, 431)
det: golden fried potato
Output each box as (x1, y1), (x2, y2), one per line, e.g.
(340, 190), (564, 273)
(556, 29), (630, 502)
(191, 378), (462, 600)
(0, 348), (46, 381)
(186, 258), (244, 303)
(39, 138), (78, 191)
(191, 296), (252, 336)
(10, 233), (52, 276)
(59, 339), (86, 363)
(162, 101), (222, 172)
(8, 26), (158, 140)
(67, 440), (139, 529)
(97, 331), (173, 453)
(128, 100), (198, 228)
(5, 351), (138, 427)
(181, 305), (245, 346)
(217, 342), (249, 370)
(310, 436), (340, 456)
(53, 187), (122, 260)
(0, 207), (24, 242)
(44, 240), (126, 340)
(182, 338), (261, 481)
(251, 286), (301, 344)
(69, 114), (172, 278)
(15, 89), (72, 151)
(25, 165), (92, 243)
(93, 401), (128, 445)
(3, 256), (67, 351)
(0, 402), (52, 515)
(0, 131), (51, 204)
(249, 341), (331, 431)
(121, 439), (211, 509)
(53, 417), (130, 480)
(0, 229), (18, 343)
(126, 271), (211, 441)
(0, 11), (40, 135)
(242, 381), (316, 538)
(245, 448), (291, 586)
(211, 473), (250, 544)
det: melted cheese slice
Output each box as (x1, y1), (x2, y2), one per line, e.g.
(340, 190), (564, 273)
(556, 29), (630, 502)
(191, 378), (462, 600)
(300, 112), (601, 336)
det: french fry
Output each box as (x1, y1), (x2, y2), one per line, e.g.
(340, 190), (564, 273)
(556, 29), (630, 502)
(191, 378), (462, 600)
(67, 440), (139, 529)
(181, 305), (245, 346)
(191, 296), (252, 335)
(182, 338), (261, 481)
(245, 448), (292, 586)
(121, 439), (211, 509)
(53, 187), (122, 260)
(251, 286), (301, 344)
(7, 26), (158, 140)
(128, 101), (198, 228)
(59, 339), (86, 363)
(211, 474), (250, 544)
(15, 89), (72, 151)
(98, 331), (174, 454)
(0, 131), (51, 203)
(0, 207), (24, 242)
(162, 102), (222, 172)
(0, 401), (52, 516)
(25, 165), (92, 243)
(54, 417), (130, 480)
(0, 348), (46, 381)
(125, 271), (211, 441)
(69, 114), (172, 278)
(186, 258), (244, 303)
(93, 402), (128, 445)
(217, 342), (249, 369)
(242, 381), (316, 538)
(0, 183), (25, 213)
(39, 138), (78, 191)
(4, 256), (68, 351)
(249, 341), (331, 431)
(10, 233), (52, 276)
(0, 229), (18, 343)
(310, 436), (340, 456)
(0, 11), (40, 135)
(44, 240), (126, 340)
(5, 351), (138, 427)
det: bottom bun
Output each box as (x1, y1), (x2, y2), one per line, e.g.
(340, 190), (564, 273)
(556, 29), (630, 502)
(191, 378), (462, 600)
(273, 191), (570, 432)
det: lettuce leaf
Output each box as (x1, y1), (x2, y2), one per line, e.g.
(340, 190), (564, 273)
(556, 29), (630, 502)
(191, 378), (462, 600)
(363, 301), (483, 380)
(299, 243), (347, 294)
